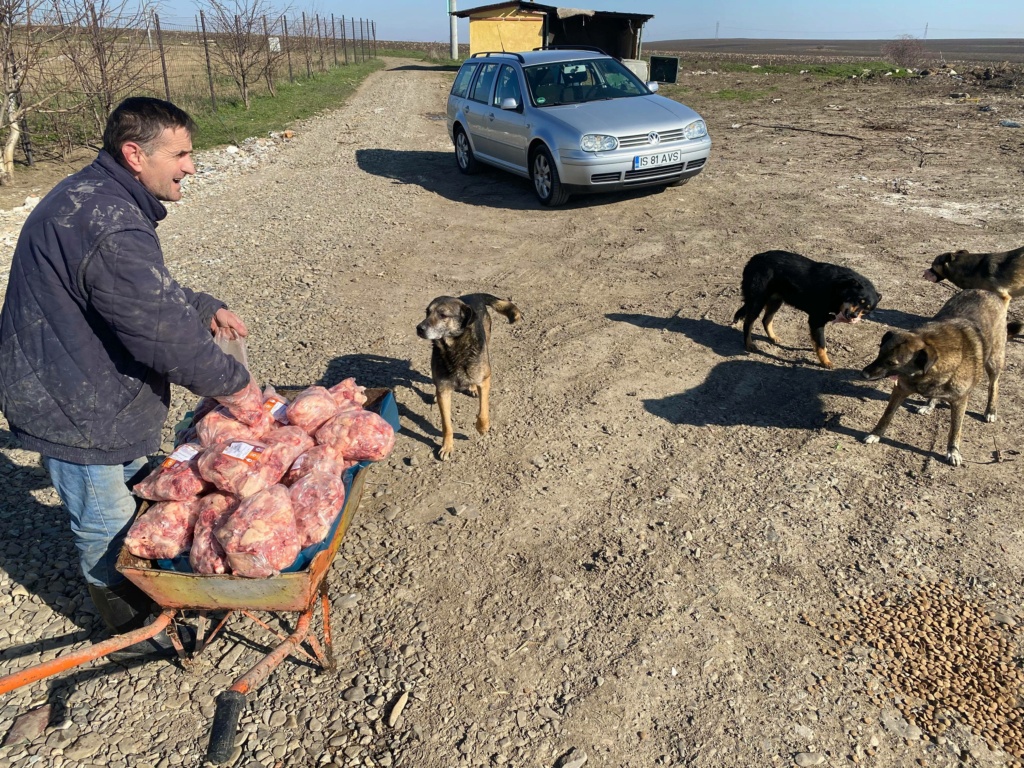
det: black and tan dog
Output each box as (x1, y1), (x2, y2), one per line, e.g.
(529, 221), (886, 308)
(733, 250), (880, 368)
(861, 289), (1010, 467)
(924, 245), (1024, 296)
(416, 293), (522, 460)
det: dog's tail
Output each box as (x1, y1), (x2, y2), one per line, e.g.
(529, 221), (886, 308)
(1008, 319), (1024, 339)
(476, 294), (523, 324)
(732, 304), (747, 325)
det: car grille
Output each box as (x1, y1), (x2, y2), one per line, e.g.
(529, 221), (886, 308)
(617, 128), (685, 148)
(687, 157), (706, 170)
(624, 163), (685, 182)
(590, 171), (621, 183)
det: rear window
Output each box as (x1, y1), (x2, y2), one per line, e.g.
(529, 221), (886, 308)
(469, 62), (500, 103)
(451, 63), (477, 98)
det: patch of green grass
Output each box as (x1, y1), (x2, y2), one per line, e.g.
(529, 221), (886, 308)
(189, 59), (385, 149)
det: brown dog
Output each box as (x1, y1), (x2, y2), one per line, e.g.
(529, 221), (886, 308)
(924, 245), (1024, 296)
(861, 289), (1009, 466)
(416, 293), (522, 460)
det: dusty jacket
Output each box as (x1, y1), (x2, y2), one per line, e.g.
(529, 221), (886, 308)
(0, 150), (249, 464)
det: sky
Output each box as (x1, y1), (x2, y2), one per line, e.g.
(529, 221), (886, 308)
(155, 0), (1024, 44)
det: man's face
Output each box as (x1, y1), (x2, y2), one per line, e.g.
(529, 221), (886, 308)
(132, 126), (195, 202)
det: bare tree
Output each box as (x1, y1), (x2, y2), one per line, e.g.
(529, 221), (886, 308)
(0, 0), (73, 183)
(52, 0), (156, 137)
(198, 0), (288, 109)
(882, 35), (925, 70)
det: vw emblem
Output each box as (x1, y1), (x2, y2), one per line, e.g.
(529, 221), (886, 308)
(647, 131), (661, 145)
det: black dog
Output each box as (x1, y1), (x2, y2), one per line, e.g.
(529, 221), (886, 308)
(733, 250), (880, 368)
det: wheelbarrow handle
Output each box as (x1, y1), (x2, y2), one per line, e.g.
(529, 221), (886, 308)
(207, 690), (247, 764)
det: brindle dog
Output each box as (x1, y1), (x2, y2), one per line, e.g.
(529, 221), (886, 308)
(416, 293), (522, 460)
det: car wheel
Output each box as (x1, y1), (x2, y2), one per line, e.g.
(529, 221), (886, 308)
(454, 127), (478, 175)
(531, 146), (570, 206)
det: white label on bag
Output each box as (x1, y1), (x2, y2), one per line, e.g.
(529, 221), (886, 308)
(224, 441), (265, 464)
(266, 396), (289, 423)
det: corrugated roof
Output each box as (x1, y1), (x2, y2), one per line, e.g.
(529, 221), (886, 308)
(451, 1), (653, 22)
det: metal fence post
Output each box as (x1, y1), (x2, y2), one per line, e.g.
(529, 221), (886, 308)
(301, 12), (311, 77)
(331, 14), (337, 67)
(199, 10), (217, 111)
(283, 15), (294, 83)
(371, 21), (377, 58)
(315, 14), (324, 71)
(341, 15), (348, 65)
(153, 13), (171, 101)
(262, 14), (274, 95)
(360, 18), (367, 63)
(351, 17), (358, 64)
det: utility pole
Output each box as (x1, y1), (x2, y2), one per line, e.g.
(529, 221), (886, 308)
(923, 22), (928, 39)
(449, 0), (458, 59)
(715, 21), (719, 40)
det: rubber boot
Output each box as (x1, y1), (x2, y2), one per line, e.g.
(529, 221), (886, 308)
(88, 582), (192, 662)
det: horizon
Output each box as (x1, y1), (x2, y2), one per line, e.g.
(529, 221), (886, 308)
(151, 0), (1024, 45)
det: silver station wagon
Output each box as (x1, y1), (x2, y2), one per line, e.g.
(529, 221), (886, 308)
(446, 48), (712, 206)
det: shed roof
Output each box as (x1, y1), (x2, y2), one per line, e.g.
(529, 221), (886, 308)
(451, 2), (653, 24)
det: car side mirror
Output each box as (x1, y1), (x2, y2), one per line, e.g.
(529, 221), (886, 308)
(646, 81), (660, 93)
(500, 97), (520, 111)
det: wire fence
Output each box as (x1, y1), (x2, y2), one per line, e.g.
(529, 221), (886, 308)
(18, 9), (377, 163)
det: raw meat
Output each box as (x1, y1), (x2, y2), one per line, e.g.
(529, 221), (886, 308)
(285, 386), (338, 434)
(284, 443), (353, 485)
(215, 485), (301, 577)
(262, 425), (316, 471)
(189, 492), (239, 574)
(251, 386), (290, 436)
(124, 499), (202, 560)
(132, 444), (211, 501)
(289, 471), (346, 547)
(196, 406), (260, 447)
(328, 378), (367, 410)
(197, 439), (276, 498)
(316, 409), (396, 461)
(216, 379), (264, 426)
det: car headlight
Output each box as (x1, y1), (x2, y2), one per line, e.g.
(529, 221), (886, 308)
(684, 120), (707, 140)
(580, 134), (618, 152)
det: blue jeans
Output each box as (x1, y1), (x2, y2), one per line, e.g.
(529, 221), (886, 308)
(42, 456), (149, 588)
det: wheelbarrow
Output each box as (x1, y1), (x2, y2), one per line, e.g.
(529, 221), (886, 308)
(0, 388), (399, 764)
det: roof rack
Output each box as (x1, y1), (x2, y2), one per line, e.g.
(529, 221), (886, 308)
(469, 51), (526, 63)
(532, 45), (610, 56)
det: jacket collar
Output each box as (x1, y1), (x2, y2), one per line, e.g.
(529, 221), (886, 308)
(94, 150), (168, 225)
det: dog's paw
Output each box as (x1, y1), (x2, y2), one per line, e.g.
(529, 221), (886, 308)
(437, 443), (453, 461)
(862, 434), (880, 445)
(985, 411), (998, 423)
(913, 403), (935, 415)
(475, 416), (490, 435)
(946, 448), (963, 467)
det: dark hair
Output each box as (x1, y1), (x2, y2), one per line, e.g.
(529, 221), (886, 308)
(102, 97), (197, 160)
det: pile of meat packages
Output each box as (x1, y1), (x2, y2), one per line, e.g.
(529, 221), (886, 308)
(124, 379), (395, 578)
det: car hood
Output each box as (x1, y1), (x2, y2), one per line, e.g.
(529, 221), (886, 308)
(541, 95), (703, 135)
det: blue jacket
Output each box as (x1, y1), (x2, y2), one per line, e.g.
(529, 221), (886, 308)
(0, 150), (250, 464)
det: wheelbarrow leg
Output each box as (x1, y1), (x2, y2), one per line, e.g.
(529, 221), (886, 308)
(205, 610), (314, 765)
(320, 578), (336, 672)
(0, 611), (175, 695)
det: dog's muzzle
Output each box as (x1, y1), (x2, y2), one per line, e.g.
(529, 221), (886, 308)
(923, 268), (941, 283)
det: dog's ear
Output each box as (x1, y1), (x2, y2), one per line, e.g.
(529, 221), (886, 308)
(912, 346), (937, 376)
(459, 301), (476, 329)
(879, 330), (894, 348)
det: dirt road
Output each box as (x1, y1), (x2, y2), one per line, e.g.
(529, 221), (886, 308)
(1, 58), (1024, 768)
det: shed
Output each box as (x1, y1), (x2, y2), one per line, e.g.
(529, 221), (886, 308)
(451, 2), (653, 60)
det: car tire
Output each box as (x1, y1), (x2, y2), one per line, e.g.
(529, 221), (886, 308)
(531, 146), (570, 206)
(454, 127), (478, 175)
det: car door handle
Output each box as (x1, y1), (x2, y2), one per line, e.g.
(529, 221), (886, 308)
(488, 112), (496, 120)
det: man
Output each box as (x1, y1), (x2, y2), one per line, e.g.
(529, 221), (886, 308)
(0, 97), (252, 657)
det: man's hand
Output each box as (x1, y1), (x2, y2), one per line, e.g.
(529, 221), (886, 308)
(210, 308), (248, 339)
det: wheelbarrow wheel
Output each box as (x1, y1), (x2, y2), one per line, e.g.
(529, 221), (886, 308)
(207, 690), (247, 764)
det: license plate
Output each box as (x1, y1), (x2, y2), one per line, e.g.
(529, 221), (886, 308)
(633, 149), (682, 170)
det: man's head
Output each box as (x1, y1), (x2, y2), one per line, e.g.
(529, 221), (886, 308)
(103, 97), (197, 202)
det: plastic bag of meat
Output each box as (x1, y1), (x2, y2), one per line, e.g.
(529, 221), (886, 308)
(316, 408), (396, 461)
(284, 443), (354, 485)
(251, 386), (290, 436)
(193, 396), (220, 422)
(197, 439), (276, 498)
(285, 386), (338, 434)
(189, 492), (239, 575)
(215, 485), (301, 578)
(327, 378), (367, 410)
(289, 471), (346, 547)
(124, 498), (202, 560)
(215, 378), (264, 426)
(196, 405), (261, 447)
(132, 444), (211, 501)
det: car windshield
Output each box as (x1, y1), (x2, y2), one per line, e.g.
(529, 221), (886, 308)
(525, 57), (649, 107)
